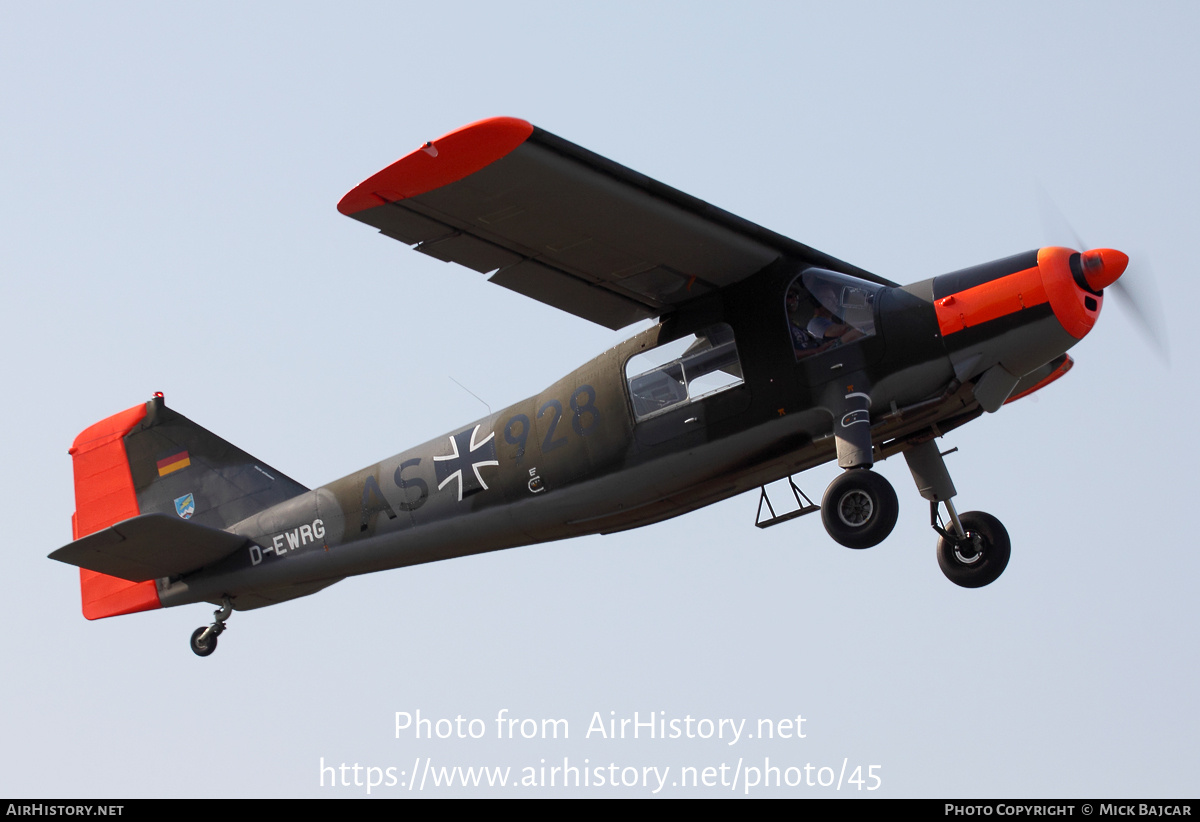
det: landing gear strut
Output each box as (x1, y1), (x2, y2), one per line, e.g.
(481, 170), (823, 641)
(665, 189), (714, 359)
(190, 597), (232, 657)
(820, 390), (898, 549)
(905, 438), (1010, 588)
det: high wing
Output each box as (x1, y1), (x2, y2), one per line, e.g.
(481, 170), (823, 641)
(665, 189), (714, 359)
(339, 117), (893, 329)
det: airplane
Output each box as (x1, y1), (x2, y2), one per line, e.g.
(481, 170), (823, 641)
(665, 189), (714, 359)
(49, 116), (1149, 656)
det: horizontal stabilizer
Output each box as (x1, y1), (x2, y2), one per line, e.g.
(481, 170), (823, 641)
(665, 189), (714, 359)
(50, 513), (246, 582)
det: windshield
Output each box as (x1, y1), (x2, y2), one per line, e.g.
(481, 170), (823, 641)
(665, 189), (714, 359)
(786, 269), (884, 361)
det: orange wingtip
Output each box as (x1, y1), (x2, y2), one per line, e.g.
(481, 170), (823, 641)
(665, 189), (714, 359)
(337, 116), (534, 216)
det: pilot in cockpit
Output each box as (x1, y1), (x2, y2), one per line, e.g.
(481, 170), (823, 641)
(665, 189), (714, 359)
(805, 282), (867, 348)
(807, 304), (853, 342)
(788, 288), (842, 359)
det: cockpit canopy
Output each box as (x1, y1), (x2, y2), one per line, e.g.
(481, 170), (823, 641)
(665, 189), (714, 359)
(786, 268), (886, 360)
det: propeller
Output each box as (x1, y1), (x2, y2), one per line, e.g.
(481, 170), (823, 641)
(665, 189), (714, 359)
(1036, 186), (1170, 364)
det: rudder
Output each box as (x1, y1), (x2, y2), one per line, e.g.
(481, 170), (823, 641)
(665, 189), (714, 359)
(70, 402), (157, 620)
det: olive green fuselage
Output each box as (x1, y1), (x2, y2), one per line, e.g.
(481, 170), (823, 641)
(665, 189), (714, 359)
(157, 252), (1076, 612)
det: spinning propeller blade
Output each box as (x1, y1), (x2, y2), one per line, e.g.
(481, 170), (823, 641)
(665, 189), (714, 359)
(1107, 254), (1169, 362)
(1036, 187), (1169, 363)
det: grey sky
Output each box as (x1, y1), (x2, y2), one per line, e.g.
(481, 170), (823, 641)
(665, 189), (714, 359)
(1, 2), (1196, 797)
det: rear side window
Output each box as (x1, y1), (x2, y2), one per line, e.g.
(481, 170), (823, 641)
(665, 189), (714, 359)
(625, 324), (743, 421)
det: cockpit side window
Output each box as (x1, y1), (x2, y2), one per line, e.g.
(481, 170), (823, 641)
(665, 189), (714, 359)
(786, 269), (884, 361)
(625, 323), (743, 421)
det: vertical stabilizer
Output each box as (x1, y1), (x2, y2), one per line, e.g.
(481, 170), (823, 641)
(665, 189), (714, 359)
(67, 395), (309, 619)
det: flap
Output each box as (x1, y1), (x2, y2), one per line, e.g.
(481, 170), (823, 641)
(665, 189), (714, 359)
(49, 513), (247, 582)
(340, 117), (893, 329)
(489, 259), (653, 329)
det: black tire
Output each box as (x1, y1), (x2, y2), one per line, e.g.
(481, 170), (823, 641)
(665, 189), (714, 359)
(820, 469), (899, 549)
(190, 627), (217, 657)
(937, 511), (1010, 588)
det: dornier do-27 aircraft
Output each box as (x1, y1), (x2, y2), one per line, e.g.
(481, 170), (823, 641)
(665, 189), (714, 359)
(51, 117), (1145, 656)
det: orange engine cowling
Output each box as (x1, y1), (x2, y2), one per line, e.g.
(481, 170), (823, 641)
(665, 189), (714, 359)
(1037, 246), (1127, 339)
(932, 246), (1127, 342)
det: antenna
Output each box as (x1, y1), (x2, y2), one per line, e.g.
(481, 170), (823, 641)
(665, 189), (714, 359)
(448, 376), (491, 416)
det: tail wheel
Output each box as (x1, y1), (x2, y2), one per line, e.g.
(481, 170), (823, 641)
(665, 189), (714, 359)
(190, 627), (217, 657)
(820, 469), (899, 549)
(937, 511), (1010, 588)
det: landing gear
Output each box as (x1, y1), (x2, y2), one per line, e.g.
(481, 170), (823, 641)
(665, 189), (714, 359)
(190, 597), (232, 657)
(934, 508), (1010, 588)
(819, 387), (898, 549)
(190, 627), (217, 657)
(820, 469), (898, 549)
(905, 438), (1010, 588)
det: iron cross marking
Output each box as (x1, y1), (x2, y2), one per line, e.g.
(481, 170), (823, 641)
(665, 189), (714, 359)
(433, 424), (499, 502)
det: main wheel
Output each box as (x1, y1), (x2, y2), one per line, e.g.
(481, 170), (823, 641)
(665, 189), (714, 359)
(937, 510), (1010, 588)
(820, 469), (899, 549)
(190, 627), (217, 657)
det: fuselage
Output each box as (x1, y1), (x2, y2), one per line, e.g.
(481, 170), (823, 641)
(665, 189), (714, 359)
(155, 245), (1113, 611)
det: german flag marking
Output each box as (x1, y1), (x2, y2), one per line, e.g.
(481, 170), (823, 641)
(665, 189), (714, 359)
(156, 450), (190, 477)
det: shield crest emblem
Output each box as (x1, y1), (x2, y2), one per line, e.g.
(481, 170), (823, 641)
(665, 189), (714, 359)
(174, 493), (195, 519)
